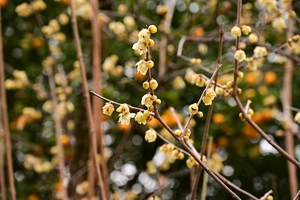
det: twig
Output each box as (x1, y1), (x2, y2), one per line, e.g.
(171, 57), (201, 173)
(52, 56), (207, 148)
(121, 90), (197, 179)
(213, 170), (259, 200)
(69, 1), (106, 199)
(293, 190), (300, 200)
(233, 96), (300, 168)
(0, 123), (6, 200)
(259, 190), (273, 200)
(282, 5), (298, 197)
(108, 126), (132, 173)
(90, 0), (109, 198)
(0, 8), (16, 200)
(200, 136), (213, 200)
(192, 24), (224, 200)
(91, 91), (148, 113)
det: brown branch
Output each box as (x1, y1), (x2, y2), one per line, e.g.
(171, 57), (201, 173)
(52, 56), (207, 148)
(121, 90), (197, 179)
(282, 6), (298, 197)
(0, 122), (6, 200)
(69, 1), (106, 199)
(89, 0), (109, 198)
(0, 9), (16, 200)
(259, 190), (273, 200)
(233, 96), (300, 168)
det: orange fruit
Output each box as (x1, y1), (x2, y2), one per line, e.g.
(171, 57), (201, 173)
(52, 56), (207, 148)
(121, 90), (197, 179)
(264, 71), (277, 85)
(0, 0), (7, 8)
(212, 113), (225, 124)
(60, 135), (69, 146)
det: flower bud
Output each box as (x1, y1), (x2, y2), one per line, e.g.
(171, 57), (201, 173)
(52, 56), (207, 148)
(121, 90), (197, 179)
(148, 25), (157, 34)
(241, 25), (251, 35)
(149, 79), (158, 90)
(143, 81), (149, 90)
(231, 26), (241, 37)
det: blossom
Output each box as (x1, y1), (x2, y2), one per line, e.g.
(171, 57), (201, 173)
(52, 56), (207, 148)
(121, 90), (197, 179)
(102, 102), (114, 116)
(253, 46), (268, 58)
(132, 41), (148, 55)
(149, 79), (158, 90)
(202, 88), (217, 106)
(186, 156), (198, 169)
(241, 25), (251, 35)
(294, 112), (300, 123)
(116, 104), (134, 125)
(234, 50), (246, 62)
(231, 26), (241, 37)
(188, 103), (198, 115)
(138, 28), (151, 42)
(134, 111), (147, 125)
(141, 93), (154, 108)
(145, 128), (157, 143)
(135, 60), (148, 75)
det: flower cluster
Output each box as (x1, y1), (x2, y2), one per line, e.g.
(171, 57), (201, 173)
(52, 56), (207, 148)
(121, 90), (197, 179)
(132, 25), (156, 55)
(5, 70), (29, 90)
(15, 0), (46, 17)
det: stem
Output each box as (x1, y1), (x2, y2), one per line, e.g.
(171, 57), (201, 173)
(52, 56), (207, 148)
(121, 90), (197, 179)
(90, 0), (109, 198)
(233, 96), (300, 168)
(260, 190), (273, 200)
(69, 1), (107, 199)
(0, 124), (6, 200)
(46, 67), (68, 200)
(200, 136), (213, 200)
(282, 6), (298, 197)
(0, 9), (16, 200)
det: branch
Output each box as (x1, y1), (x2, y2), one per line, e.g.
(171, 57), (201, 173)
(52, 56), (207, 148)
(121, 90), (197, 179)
(69, 1), (106, 199)
(0, 8), (16, 200)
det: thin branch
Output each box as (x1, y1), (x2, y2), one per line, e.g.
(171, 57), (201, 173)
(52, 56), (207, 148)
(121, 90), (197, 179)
(200, 136), (213, 200)
(69, 1), (106, 199)
(293, 190), (300, 200)
(213, 170), (259, 200)
(282, 5), (298, 197)
(0, 8), (16, 200)
(0, 122), (6, 200)
(233, 96), (300, 168)
(90, 0), (109, 198)
(91, 91), (148, 113)
(259, 190), (273, 200)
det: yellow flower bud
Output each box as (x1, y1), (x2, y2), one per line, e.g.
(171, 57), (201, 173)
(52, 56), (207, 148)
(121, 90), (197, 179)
(174, 129), (182, 137)
(231, 26), (241, 37)
(234, 50), (246, 62)
(146, 60), (154, 68)
(143, 81), (149, 90)
(197, 111), (204, 118)
(241, 25), (251, 35)
(188, 103), (198, 115)
(248, 33), (258, 43)
(148, 25), (157, 34)
(149, 79), (158, 90)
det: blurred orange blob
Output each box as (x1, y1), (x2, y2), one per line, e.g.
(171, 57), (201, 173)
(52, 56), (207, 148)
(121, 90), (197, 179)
(189, 27), (204, 37)
(54, 182), (62, 191)
(31, 37), (44, 49)
(147, 109), (183, 128)
(0, 0), (7, 8)
(117, 123), (132, 132)
(60, 135), (69, 146)
(212, 113), (225, 124)
(245, 71), (260, 85)
(217, 136), (229, 147)
(60, 0), (69, 6)
(16, 115), (28, 131)
(27, 194), (39, 200)
(264, 71), (277, 85)
(242, 123), (259, 138)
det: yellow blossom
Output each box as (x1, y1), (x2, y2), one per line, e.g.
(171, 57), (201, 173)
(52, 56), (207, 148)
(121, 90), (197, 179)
(102, 102), (114, 116)
(231, 26), (241, 37)
(141, 93), (154, 108)
(145, 128), (157, 143)
(234, 50), (246, 62)
(186, 156), (198, 168)
(135, 60), (148, 75)
(188, 103), (198, 115)
(294, 112), (300, 123)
